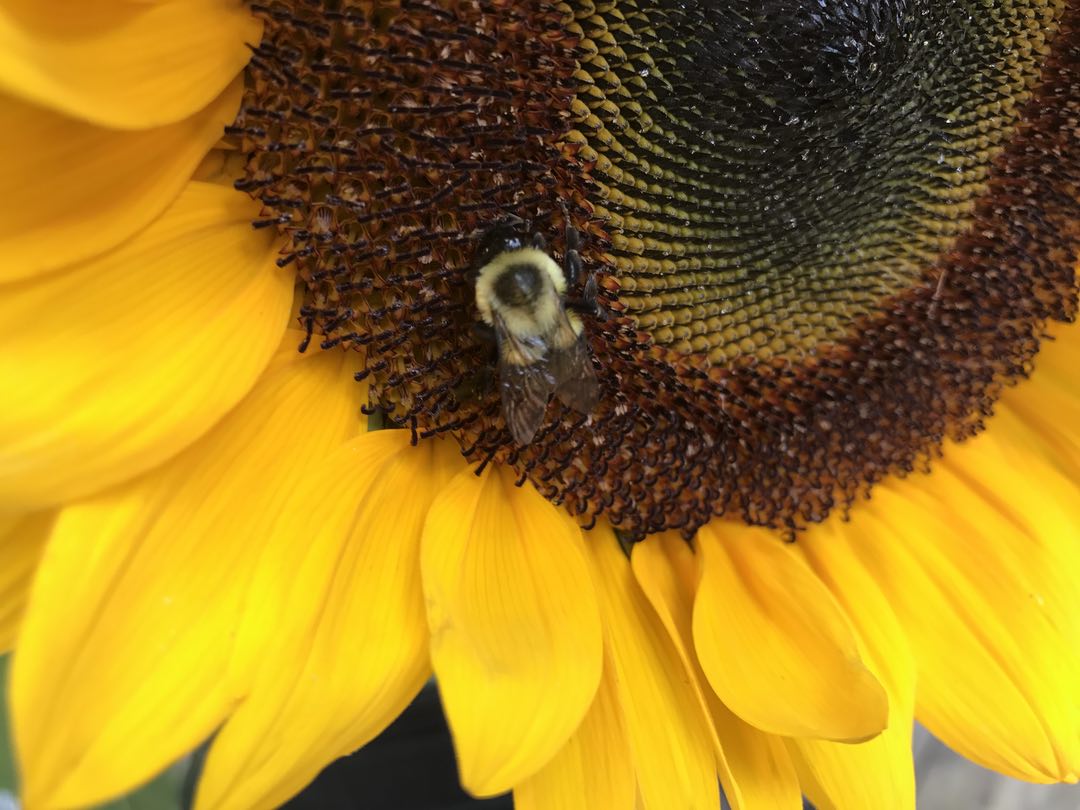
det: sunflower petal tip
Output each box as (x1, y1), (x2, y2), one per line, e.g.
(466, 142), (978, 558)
(457, 763), (514, 801)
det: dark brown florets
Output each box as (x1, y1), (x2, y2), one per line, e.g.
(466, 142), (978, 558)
(234, 0), (1079, 537)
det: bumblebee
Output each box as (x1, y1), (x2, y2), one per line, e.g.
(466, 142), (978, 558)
(472, 219), (602, 445)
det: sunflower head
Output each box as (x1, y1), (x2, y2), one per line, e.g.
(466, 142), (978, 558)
(232, 0), (1080, 540)
(3, 1), (1080, 809)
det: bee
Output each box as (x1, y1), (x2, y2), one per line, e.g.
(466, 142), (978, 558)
(472, 218), (602, 445)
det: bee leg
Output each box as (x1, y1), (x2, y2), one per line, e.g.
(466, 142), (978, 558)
(453, 361), (495, 403)
(455, 323), (498, 402)
(566, 221), (582, 254)
(472, 320), (497, 351)
(567, 272), (608, 321)
(531, 231), (547, 251)
(564, 248), (583, 288)
(563, 221), (583, 287)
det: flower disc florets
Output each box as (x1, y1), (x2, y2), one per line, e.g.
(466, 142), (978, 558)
(233, 0), (1080, 537)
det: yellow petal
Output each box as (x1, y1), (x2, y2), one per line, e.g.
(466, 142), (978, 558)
(709, 701), (803, 810)
(587, 526), (720, 810)
(1000, 389), (1080, 484)
(0, 510), (54, 652)
(632, 533), (802, 810)
(0, 181), (294, 509)
(791, 521), (918, 810)
(421, 465), (603, 797)
(693, 524), (888, 742)
(191, 147), (247, 187)
(0, 79), (242, 281)
(847, 409), (1080, 783)
(0, 0), (261, 128)
(194, 434), (462, 810)
(11, 336), (364, 809)
(514, 660), (637, 810)
(1020, 319), (1080, 401)
(998, 323), (1080, 483)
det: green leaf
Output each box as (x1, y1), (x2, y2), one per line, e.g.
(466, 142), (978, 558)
(0, 656), (13, 793)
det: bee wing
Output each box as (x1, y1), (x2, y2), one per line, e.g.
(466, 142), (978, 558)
(550, 312), (599, 415)
(493, 315), (556, 445)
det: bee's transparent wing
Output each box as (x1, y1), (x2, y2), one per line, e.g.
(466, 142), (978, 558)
(550, 316), (599, 415)
(494, 319), (556, 445)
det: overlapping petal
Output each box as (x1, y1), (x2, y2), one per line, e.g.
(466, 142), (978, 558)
(0, 0), (261, 128)
(632, 533), (802, 810)
(514, 662), (636, 810)
(0, 181), (294, 509)
(793, 523), (918, 810)
(0, 79), (242, 281)
(11, 336), (364, 809)
(693, 524), (888, 742)
(846, 410), (1080, 784)
(0, 509), (55, 652)
(195, 434), (462, 810)
(708, 701), (803, 810)
(587, 527), (720, 810)
(421, 466), (603, 797)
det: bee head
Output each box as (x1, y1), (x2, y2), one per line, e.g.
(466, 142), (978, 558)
(471, 220), (528, 273)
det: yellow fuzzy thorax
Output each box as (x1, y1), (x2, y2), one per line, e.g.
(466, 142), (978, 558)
(474, 247), (566, 338)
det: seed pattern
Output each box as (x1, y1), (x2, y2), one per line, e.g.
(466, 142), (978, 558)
(234, 0), (1080, 537)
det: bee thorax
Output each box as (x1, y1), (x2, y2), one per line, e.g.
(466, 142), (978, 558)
(493, 262), (542, 307)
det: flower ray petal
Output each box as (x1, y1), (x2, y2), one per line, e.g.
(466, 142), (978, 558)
(0, 0), (261, 128)
(790, 522), (918, 810)
(0, 181), (294, 509)
(514, 660), (637, 810)
(421, 465), (603, 797)
(10, 336), (364, 808)
(195, 434), (462, 810)
(693, 524), (888, 742)
(587, 526), (721, 810)
(0, 510), (55, 653)
(850, 413), (1080, 783)
(0, 79), (242, 281)
(997, 321), (1080, 482)
(632, 533), (802, 810)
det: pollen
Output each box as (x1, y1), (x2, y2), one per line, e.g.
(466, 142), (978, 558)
(233, 0), (1079, 537)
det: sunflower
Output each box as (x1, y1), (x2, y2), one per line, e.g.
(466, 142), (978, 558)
(1, 0), (1078, 809)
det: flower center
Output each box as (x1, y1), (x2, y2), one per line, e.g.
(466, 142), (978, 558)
(232, 0), (1079, 537)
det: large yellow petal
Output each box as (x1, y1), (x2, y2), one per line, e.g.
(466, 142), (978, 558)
(194, 434), (462, 810)
(693, 524), (888, 742)
(632, 533), (802, 810)
(0, 0), (261, 128)
(10, 336), (364, 809)
(0, 79), (242, 281)
(0, 181), (294, 509)
(0, 510), (54, 652)
(587, 526), (720, 810)
(792, 521), (918, 810)
(421, 465), (603, 797)
(846, 407), (1080, 783)
(514, 660), (637, 810)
